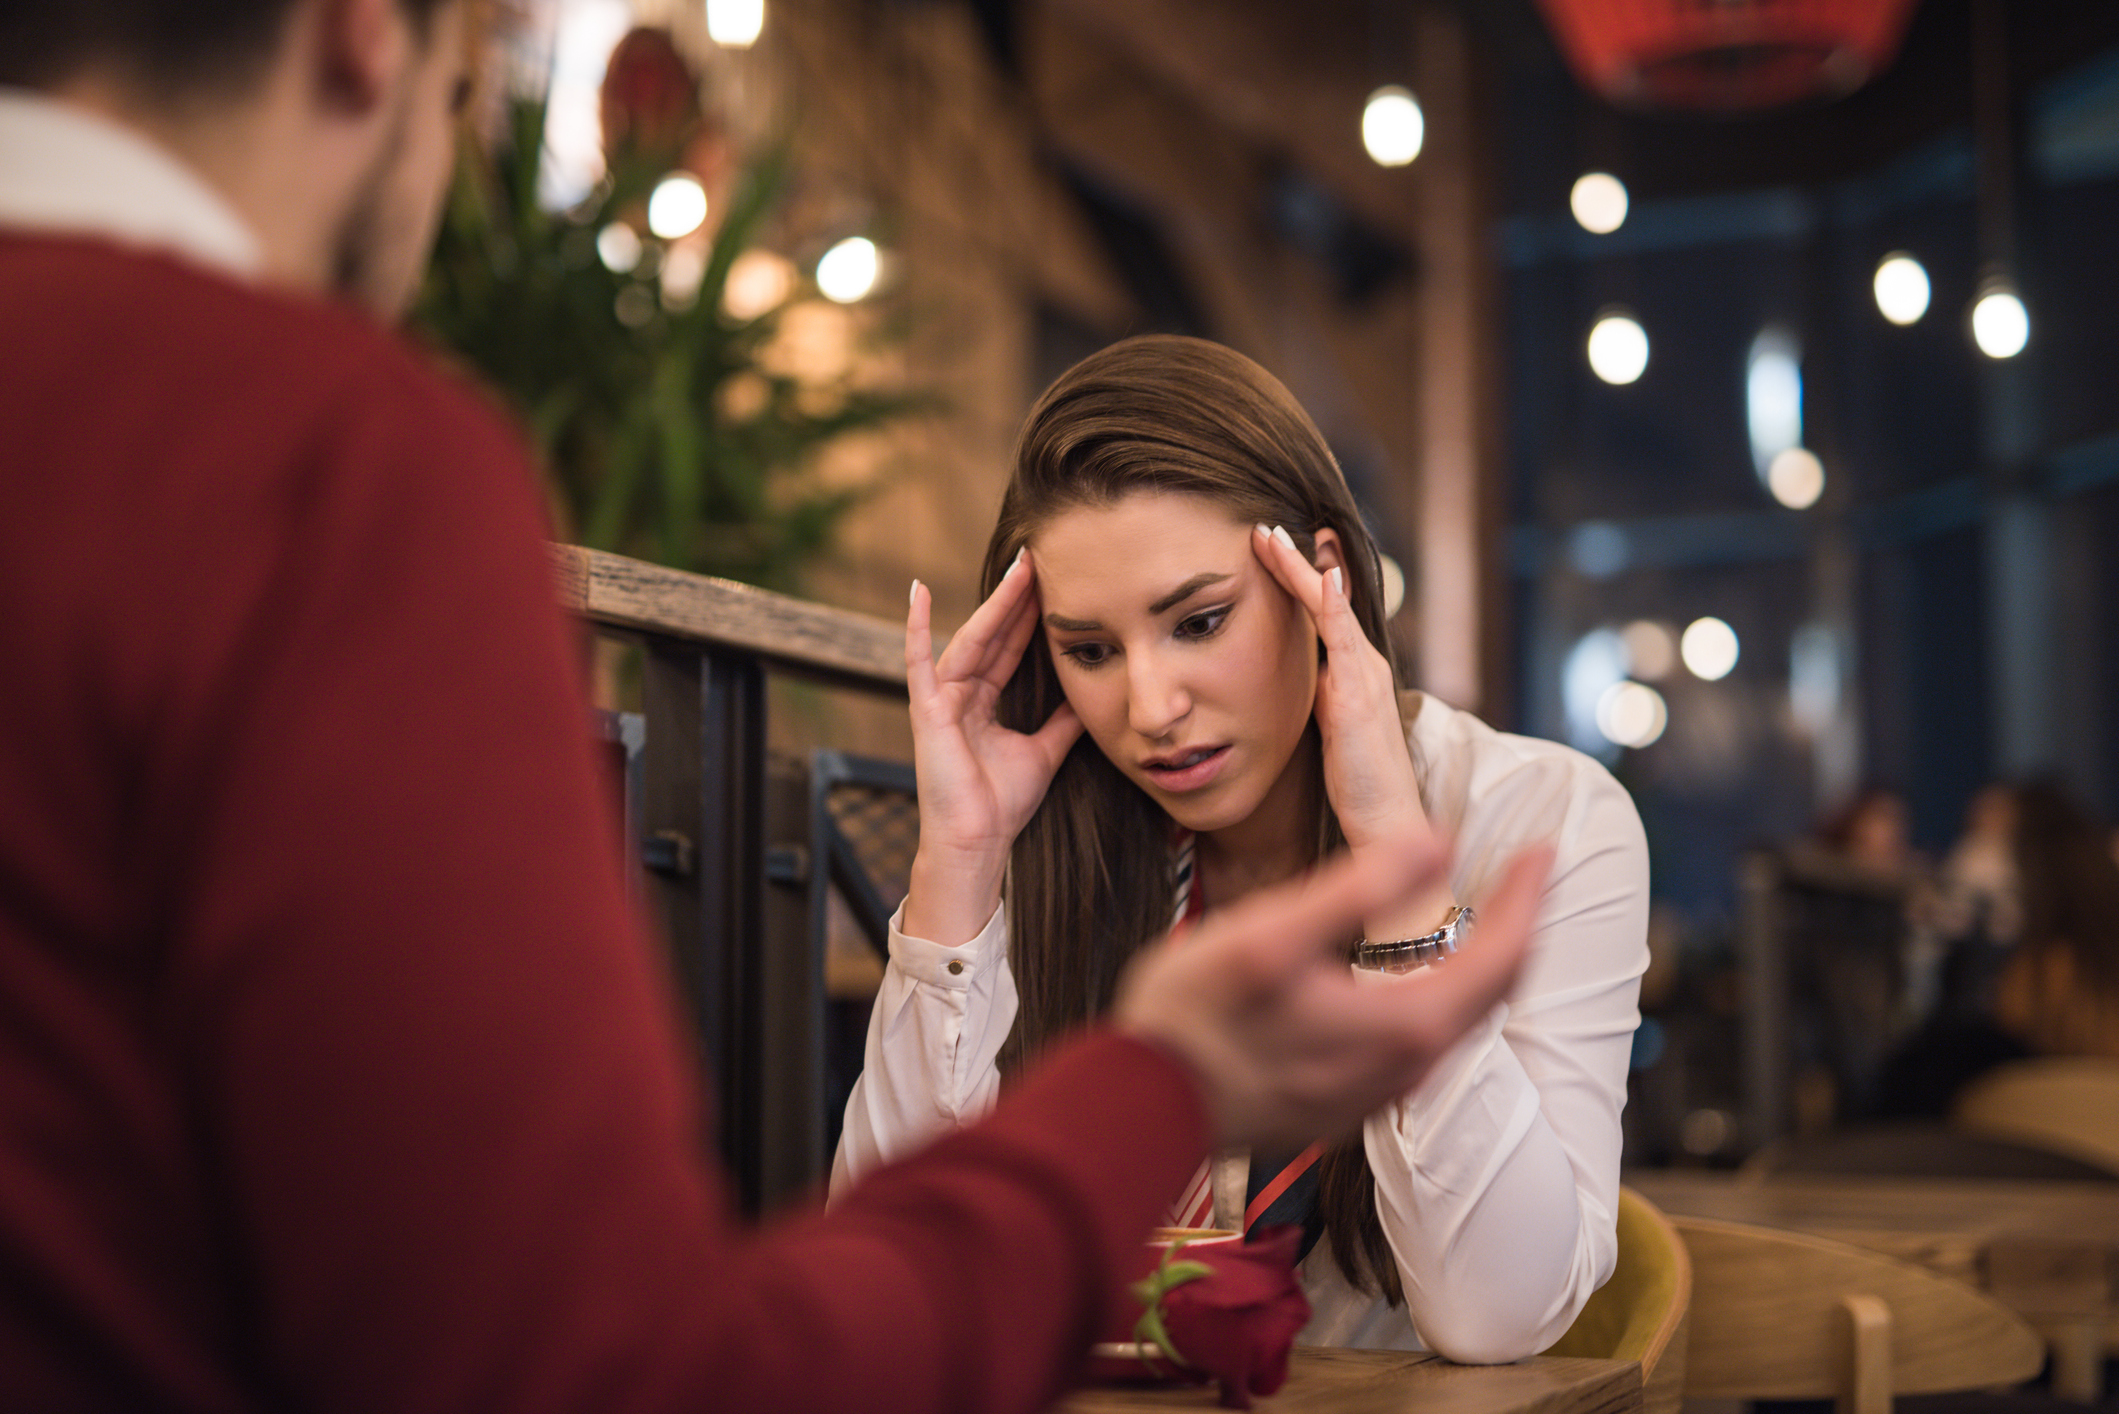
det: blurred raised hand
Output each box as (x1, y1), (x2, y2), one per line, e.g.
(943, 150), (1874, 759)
(1113, 827), (1549, 1149)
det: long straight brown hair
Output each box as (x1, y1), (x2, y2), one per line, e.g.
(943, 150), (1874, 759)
(983, 334), (1411, 1303)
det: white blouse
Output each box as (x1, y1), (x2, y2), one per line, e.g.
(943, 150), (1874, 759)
(830, 694), (1649, 1362)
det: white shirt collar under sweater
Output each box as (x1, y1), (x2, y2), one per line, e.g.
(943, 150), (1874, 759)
(0, 88), (262, 280)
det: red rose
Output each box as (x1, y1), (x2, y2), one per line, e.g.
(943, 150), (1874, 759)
(1129, 1227), (1311, 1410)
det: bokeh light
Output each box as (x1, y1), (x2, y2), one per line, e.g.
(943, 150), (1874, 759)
(1378, 553), (1406, 619)
(1746, 327), (1801, 479)
(816, 236), (880, 303)
(1361, 86), (1424, 167)
(1681, 617), (1741, 681)
(1587, 313), (1649, 385)
(660, 243), (706, 308)
(706, 0), (765, 47)
(1570, 172), (1629, 234)
(1873, 252), (1930, 325)
(1596, 681), (1669, 749)
(723, 249), (796, 320)
(1621, 620), (1677, 681)
(596, 222), (642, 273)
(647, 174), (709, 240)
(1767, 448), (1826, 509)
(1972, 285), (2030, 358)
(1564, 628), (1629, 756)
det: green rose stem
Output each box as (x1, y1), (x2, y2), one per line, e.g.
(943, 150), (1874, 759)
(1128, 1238), (1216, 1374)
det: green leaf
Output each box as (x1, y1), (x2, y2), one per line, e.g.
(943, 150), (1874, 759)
(1131, 1307), (1188, 1370)
(1156, 1260), (1214, 1289)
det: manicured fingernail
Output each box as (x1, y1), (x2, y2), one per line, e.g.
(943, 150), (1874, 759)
(910, 578), (921, 606)
(1272, 526), (1296, 552)
(1255, 522), (1273, 540)
(1328, 567), (1344, 596)
(1011, 547), (1025, 573)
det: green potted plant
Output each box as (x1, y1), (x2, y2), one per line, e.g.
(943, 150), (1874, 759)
(415, 29), (916, 591)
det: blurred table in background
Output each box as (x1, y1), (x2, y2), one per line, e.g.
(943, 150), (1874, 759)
(1632, 1169), (2119, 1400)
(1061, 1349), (1642, 1414)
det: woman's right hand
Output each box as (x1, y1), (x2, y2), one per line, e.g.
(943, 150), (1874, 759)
(901, 550), (1084, 944)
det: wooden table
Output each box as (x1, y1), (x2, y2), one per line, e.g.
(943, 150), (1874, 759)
(1060, 1349), (1642, 1414)
(1632, 1169), (2119, 1400)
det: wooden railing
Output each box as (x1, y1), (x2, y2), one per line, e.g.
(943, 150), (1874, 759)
(553, 545), (906, 1214)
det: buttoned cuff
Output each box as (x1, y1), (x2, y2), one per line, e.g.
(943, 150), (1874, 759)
(887, 899), (1006, 989)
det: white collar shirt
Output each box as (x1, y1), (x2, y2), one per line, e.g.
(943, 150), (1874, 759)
(0, 87), (262, 280)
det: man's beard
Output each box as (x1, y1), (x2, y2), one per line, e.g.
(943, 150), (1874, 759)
(330, 83), (416, 318)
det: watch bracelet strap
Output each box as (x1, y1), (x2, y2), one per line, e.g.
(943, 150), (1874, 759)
(1354, 905), (1473, 972)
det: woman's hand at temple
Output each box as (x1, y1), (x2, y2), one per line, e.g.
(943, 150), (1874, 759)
(1252, 525), (1423, 847)
(901, 552), (1084, 945)
(1253, 525), (1454, 937)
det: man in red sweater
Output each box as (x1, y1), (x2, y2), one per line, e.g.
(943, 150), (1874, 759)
(0, 1), (1544, 1409)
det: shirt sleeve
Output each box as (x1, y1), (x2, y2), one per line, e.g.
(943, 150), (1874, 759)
(1360, 729), (1649, 1363)
(163, 350), (1207, 1414)
(830, 900), (1019, 1196)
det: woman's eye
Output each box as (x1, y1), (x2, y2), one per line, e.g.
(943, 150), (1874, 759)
(1176, 607), (1230, 640)
(1061, 642), (1113, 667)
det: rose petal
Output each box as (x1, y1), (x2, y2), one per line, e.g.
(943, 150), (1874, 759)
(1157, 1226), (1310, 1398)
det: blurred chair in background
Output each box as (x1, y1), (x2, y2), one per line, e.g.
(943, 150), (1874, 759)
(1676, 1215), (2044, 1414)
(1953, 1058), (2119, 1179)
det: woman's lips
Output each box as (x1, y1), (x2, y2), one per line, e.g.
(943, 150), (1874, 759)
(1141, 744), (1231, 792)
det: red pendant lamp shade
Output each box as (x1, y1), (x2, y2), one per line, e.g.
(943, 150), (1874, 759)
(1535, 0), (1923, 111)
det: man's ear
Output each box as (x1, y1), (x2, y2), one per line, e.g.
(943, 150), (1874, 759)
(313, 0), (412, 111)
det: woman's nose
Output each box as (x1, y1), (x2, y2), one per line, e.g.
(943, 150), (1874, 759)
(1127, 651), (1191, 738)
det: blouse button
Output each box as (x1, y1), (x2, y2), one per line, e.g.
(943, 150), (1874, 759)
(946, 960), (965, 976)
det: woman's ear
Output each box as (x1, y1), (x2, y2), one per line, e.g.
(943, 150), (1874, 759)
(1311, 527), (1346, 575)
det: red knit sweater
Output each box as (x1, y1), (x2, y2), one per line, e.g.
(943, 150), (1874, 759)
(0, 235), (1207, 1413)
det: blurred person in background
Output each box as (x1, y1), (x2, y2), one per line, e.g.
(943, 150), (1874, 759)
(0, 2), (1544, 1409)
(1991, 782), (2119, 1060)
(1929, 784), (2025, 961)
(836, 335), (1650, 1364)
(1874, 781), (2119, 1118)
(1777, 785), (1924, 1125)
(1811, 785), (1920, 883)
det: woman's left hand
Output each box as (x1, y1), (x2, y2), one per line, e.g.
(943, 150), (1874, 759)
(1252, 524), (1428, 852)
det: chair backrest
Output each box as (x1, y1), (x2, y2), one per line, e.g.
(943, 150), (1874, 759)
(1953, 1057), (2119, 1175)
(1544, 1188), (1692, 1414)
(1676, 1214), (2043, 1414)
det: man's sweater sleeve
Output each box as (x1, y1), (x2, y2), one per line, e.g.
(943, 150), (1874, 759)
(160, 349), (1208, 1414)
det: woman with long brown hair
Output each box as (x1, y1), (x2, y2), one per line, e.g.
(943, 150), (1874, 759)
(832, 336), (1648, 1359)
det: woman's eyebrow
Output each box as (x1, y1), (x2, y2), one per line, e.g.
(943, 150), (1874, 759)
(1044, 571), (1235, 632)
(1148, 572), (1233, 615)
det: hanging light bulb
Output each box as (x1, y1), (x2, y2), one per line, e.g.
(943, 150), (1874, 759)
(1361, 86), (1424, 167)
(1587, 310), (1649, 385)
(1570, 172), (1629, 234)
(1873, 252), (1930, 325)
(1970, 275), (2029, 359)
(1681, 617), (1740, 681)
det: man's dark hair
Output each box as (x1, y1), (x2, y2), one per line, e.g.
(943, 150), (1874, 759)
(0, 0), (449, 93)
